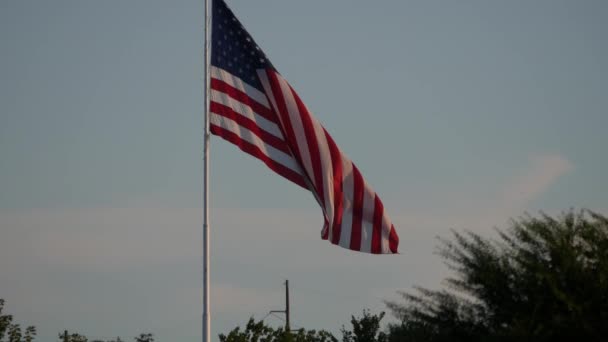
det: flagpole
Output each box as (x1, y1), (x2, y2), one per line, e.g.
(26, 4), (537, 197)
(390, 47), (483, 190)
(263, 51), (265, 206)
(202, 0), (211, 341)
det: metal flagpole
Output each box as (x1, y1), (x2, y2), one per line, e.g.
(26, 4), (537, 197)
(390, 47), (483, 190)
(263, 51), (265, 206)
(202, 0), (211, 341)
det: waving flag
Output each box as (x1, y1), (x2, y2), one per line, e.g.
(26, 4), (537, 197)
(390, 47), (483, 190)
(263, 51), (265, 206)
(209, 0), (399, 254)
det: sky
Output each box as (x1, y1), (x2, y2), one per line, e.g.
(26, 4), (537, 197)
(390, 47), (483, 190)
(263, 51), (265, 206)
(0, 0), (607, 341)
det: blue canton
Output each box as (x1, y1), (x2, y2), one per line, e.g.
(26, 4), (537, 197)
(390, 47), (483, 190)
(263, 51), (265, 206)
(211, 0), (275, 91)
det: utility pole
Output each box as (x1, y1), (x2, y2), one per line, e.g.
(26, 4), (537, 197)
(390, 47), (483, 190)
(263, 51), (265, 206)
(285, 279), (290, 331)
(270, 280), (291, 333)
(62, 330), (69, 342)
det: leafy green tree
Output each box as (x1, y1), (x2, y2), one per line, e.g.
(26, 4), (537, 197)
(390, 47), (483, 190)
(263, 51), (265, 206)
(0, 299), (37, 342)
(219, 317), (336, 342)
(386, 210), (608, 342)
(341, 310), (387, 342)
(291, 329), (336, 342)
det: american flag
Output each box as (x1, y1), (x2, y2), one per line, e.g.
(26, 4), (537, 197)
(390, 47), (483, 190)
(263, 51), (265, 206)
(209, 0), (399, 254)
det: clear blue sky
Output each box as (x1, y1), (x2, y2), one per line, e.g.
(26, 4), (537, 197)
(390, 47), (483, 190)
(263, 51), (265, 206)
(1, 0), (607, 341)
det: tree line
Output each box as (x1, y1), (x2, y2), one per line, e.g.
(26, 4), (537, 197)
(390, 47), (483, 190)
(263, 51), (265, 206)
(2, 210), (607, 342)
(0, 311), (154, 342)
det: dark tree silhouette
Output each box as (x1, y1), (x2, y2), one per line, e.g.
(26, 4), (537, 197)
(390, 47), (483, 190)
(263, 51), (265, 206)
(386, 210), (608, 342)
(0, 299), (36, 342)
(219, 317), (336, 342)
(341, 310), (387, 342)
(58, 333), (87, 342)
(134, 333), (153, 342)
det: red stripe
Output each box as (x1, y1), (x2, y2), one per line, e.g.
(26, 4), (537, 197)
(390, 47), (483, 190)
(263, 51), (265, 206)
(210, 78), (276, 122)
(371, 195), (384, 254)
(289, 85), (325, 207)
(265, 71), (305, 162)
(321, 219), (330, 241)
(288, 84), (333, 239)
(349, 165), (364, 251)
(210, 124), (307, 189)
(210, 102), (289, 154)
(389, 225), (399, 253)
(265, 71), (317, 195)
(324, 130), (344, 246)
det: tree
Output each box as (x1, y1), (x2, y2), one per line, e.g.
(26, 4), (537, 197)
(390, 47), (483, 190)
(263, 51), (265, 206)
(386, 210), (608, 342)
(0, 299), (37, 342)
(91, 336), (123, 342)
(219, 317), (337, 342)
(134, 334), (153, 342)
(61, 333), (87, 342)
(71, 334), (87, 342)
(341, 310), (387, 342)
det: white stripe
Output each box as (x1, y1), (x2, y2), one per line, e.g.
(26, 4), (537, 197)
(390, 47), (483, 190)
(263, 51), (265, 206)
(211, 66), (270, 109)
(257, 70), (279, 113)
(275, 76), (316, 188)
(359, 182), (376, 253)
(210, 113), (302, 175)
(381, 211), (392, 253)
(338, 159), (354, 249)
(210, 89), (283, 139)
(312, 123), (334, 239)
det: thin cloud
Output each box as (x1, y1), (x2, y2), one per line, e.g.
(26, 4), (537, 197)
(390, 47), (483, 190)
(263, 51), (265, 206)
(0, 155), (574, 274)
(500, 154), (573, 209)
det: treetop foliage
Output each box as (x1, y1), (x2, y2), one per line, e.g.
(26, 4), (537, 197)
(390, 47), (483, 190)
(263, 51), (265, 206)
(220, 310), (389, 342)
(340, 310), (387, 342)
(0, 299), (36, 342)
(219, 317), (337, 342)
(386, 210), (608, 342)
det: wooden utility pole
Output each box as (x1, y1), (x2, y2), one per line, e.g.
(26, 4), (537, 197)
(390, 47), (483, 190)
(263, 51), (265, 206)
(285, 279), (290, 332)
(270, 280), (291, 333)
